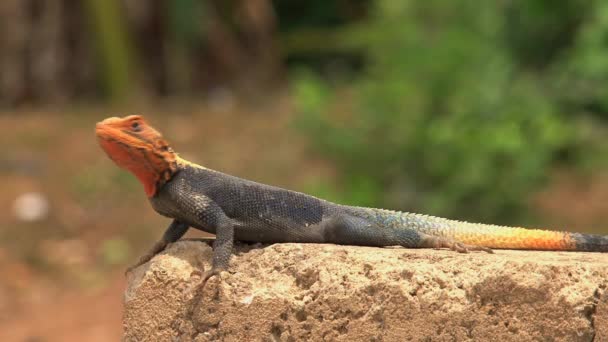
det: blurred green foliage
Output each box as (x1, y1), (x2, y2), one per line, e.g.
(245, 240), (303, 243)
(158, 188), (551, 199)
(100, 237), (131, 266)
(85, 0), (133, 101)
(294, 0), (608, 224)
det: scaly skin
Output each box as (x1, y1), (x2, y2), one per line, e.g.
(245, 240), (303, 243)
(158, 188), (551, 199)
(95, 115), (608, 283)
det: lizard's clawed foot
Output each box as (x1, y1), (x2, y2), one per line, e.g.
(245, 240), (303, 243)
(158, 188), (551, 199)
(447, 241), (494, 254)
(186, 267), (225, 298)
(124, 260), (148, 276)
(124, 241), (170, 276)
(424, 235), (494, 254)
(192, 268), (224, 287)
(124, 265), (137, 276)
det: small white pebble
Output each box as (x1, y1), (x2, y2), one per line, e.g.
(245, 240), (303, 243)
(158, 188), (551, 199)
(240, 294), (255, 305)
(13, 192), (49, 222)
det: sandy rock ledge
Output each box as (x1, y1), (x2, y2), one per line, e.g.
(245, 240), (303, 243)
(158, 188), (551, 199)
(124, 241), (607, 341)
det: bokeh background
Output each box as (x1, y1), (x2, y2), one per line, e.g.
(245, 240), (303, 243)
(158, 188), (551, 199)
(2, 0), (608, 340)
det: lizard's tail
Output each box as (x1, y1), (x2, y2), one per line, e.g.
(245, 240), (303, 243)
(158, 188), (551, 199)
(446, 221), (608, 252)
(366, 209), (608, 252)
(452, 225), (608, 252)
(569, 232), (608, 252)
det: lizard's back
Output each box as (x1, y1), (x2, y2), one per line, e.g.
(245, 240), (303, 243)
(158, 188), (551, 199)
(150, 163), (346, 243)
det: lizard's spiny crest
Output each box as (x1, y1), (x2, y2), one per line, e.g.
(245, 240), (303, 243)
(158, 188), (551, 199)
(96, 115), (177, 197)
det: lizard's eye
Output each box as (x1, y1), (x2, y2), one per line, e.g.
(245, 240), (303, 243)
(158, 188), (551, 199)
(131, 121), (141, 131)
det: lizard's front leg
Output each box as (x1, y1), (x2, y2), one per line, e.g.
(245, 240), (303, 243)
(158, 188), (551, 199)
(185, 197), (237, 287)
(126, 219), (190, 274)
(200, 220), (234, 286)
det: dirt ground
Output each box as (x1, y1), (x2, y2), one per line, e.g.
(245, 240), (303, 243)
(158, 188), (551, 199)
(0, 102), (607, 341)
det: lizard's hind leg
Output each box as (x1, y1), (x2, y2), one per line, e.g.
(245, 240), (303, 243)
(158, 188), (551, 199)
(322, 214), (426, 248)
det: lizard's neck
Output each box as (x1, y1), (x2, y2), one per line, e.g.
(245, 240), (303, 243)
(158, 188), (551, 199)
(130, 151), (178, 197)
(134, 160), (177, 197)
(100, 138), (178, 197)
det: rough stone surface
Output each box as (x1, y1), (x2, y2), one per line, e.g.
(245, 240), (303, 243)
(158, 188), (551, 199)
(123, 241), (608, 341)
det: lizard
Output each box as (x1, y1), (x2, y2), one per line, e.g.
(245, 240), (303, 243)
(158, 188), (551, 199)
(96, 115), (608, 284)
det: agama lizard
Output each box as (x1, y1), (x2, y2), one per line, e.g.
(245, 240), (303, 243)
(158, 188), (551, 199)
(96, 115), (608, 283)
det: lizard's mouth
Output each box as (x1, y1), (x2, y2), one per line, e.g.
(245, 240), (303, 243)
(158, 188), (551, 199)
(96, 125), (141, 174)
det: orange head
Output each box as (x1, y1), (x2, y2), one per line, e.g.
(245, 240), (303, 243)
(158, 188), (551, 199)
(96, 115), (177, 197)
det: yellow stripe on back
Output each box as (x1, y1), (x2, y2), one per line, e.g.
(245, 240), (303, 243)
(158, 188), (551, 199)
(175, 155), (209, 170)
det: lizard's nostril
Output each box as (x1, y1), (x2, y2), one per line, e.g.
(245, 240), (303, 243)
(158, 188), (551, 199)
(96, 117), (123, 134)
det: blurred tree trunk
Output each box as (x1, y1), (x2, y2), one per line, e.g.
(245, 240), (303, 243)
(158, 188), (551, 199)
(63, 1), (96, 100)
(0, 0), (96, 106)
(237, 0), (283, 89)
(203, 0), (283, 94)
(0, 0), (284, 106)
(201, 0), (247, 90)
(0, 0), (29, 105)
(124, 0), (168, 97)
(28, 0), (65, 102)
(1, 0), (62, 105)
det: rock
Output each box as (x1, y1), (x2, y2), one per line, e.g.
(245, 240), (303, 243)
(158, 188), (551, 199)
(124, 241), (608, 342)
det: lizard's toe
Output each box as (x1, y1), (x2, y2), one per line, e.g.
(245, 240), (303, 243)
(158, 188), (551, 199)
(125, 263), (143, 276)
(470, 245), (494, 254)
(450, 242), (470, 253)
(429, 236), (493, 254)
(190, 269), (203, 279)
(201, 268), (222, 285)
(451, 242), (493, 254)
(187, 267), (224, 290)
